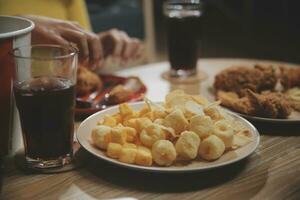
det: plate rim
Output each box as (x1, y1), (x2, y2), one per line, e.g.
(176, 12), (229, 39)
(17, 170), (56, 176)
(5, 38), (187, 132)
(222, 108), (300, 124)
(76, 102), (260, 173)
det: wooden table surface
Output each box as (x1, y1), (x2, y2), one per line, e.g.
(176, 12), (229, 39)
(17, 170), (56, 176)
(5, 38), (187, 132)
(2, 59), (300, 200)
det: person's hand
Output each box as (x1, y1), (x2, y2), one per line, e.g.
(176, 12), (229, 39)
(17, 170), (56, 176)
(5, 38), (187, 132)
(99, 29), (143, 65)
(23, 15), (103, 69)
(23, 15), (143, 69)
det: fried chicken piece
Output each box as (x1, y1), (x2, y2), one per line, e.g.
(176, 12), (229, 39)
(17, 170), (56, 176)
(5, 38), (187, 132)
(76, 67), (103, 96)
(217, 90), (255, 115)
(214, 65), (278, 95)
(280, 66), (300, 90)
(246, 90), (292, 118)
(108, 77), (143, 104)
(217, 90), (292, 118)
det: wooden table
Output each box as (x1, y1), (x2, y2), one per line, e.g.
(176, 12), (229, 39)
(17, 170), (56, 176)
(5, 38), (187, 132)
(2, 58), (300, 200)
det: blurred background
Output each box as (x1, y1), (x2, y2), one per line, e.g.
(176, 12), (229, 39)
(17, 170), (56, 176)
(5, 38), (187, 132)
(86, 0), (300, 64)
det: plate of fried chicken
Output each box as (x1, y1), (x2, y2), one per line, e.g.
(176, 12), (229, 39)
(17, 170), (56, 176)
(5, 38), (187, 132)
(213, 64), (300, 123)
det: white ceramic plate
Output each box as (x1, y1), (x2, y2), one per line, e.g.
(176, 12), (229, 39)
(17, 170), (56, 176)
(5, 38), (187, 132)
(76, 102), (260, 173)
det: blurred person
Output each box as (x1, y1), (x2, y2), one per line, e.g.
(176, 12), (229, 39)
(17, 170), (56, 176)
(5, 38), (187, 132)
(0, 0), (143, 69)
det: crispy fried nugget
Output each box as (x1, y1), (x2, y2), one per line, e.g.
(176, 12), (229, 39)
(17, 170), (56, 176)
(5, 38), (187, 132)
(214, 65), (277, 95)
(76, 67), (103, 96)
(217, 90), (292, 118)
(280, 66), (300, 90)
(246, 90), (292, 118)
(217, 90), (255, 115)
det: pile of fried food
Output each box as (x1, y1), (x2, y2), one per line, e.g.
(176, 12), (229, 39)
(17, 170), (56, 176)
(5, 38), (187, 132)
(90, 90), (252, 167)
(214, 65), (300, 118)
(76, 67), (103, 96)
(76, 67), (144, 105)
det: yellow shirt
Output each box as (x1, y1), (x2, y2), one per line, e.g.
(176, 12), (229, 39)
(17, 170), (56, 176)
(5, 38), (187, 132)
(0, 0), (91, 30)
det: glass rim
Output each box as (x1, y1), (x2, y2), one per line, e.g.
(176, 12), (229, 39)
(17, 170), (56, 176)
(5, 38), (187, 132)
(12, 44), (78, 60)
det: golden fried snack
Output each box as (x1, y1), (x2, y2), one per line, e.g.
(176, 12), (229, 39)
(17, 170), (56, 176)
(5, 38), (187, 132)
(175, 131), (200, 160)
(213, 120), (234, 149)
(286, 87), (300, 111)
(280, 66), (300, 90)
(76, 67), (103, 96)
(199, 135), (225, 161)
(90, 91), (253, 167)
(110, 127), (127, 145)
(217, 90), (292, 118)
(140, 124), (165, 147)
(214, 65), (277, 95)
(119, 146), (137, 164)
(107, 143), (122, 158)
(246, 90), (292, 118)
(163, 109), (189, 136)
(152, 140), (177, 166)
(91, 125), (111, 150)
(217, 90), (255, 115)
(189, 115), (214, 139)
(108, 77), (144, 104)
(135, 146), (152, 166)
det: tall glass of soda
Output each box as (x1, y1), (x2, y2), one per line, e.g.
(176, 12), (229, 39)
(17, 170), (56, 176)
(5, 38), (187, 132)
(12, 45), (78, 169)
(164, 0), (203, 77)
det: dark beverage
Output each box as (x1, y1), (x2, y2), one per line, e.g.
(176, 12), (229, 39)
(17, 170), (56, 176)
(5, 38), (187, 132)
(164, 1), (203, 77)
(14, 76), (75, 160)
(0, 39), (13, 156)
(166, 16), (200, 72)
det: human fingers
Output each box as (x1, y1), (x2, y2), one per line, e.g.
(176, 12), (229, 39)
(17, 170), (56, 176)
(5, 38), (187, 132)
(133, 40), (144, 59)
(99, 29), (124, 58)
(120, 31), (136, 61)
(60, 29), (89, 61)
(126, 38), (141, 59)
(85, 32), (103, 69)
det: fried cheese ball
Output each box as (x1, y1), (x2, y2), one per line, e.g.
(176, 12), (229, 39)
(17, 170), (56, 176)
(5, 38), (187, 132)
(204, 106), (224, 121)
(175, 131), (200, 160)
(163, 108), (189, 136)
(152, 140), (176, 166)
(184, 101), (205, 119)
(213, 120), (234, 149)
(111, 127), (127, 145)
(189, 115), (214, 139)
(140, 124), (165, 147)
(135, 117), (152, 133)
(91, 125), (111, 150)
(199, 135), (225, 161)
(122, 126), (137, 142)
(119, 103), (136, 120)
(107, 143), (122, 158)
(135, 146), (153, 166)
(119, 146), (137, 164)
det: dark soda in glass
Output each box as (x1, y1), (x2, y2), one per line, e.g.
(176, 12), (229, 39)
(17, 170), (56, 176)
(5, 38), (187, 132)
(164, 1), (202, 77)
(14, 76), (75, 160)
(167, 16), (200, 73)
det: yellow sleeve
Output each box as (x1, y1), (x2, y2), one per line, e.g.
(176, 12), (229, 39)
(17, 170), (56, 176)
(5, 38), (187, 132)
(66, 0), (92, 31)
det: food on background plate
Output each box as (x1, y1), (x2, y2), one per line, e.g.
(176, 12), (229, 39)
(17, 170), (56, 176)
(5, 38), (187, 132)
(286, 87), (300, 112)
(107, 77), (144, 105)
(214, 65), (300, 119)
(217, 90), (292, 118)
(76, 67), (103, 96)
(280, 66), (300, 90)
(90, 90), (252, 167)
(214, 65), (277, 95)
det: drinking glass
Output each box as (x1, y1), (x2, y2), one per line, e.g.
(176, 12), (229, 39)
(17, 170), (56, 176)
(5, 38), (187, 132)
(12, 44), (78, 169)
(164, 0), (203, 77)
